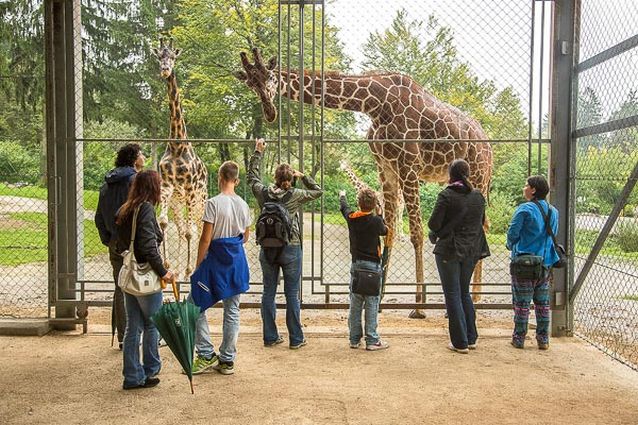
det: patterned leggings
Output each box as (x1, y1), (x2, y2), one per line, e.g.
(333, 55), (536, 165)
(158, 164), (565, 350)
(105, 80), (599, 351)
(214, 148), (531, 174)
(510, 266), (551, 345)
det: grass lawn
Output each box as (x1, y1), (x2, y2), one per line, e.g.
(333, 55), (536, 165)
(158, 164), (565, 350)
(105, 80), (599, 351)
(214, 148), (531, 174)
(0, 183), (99, 210)
(0, 212), (104, 266)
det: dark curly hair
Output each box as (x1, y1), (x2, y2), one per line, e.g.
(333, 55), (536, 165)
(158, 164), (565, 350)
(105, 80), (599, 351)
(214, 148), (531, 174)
(527, 175), (550, 200)
(115, 143), (141, 168)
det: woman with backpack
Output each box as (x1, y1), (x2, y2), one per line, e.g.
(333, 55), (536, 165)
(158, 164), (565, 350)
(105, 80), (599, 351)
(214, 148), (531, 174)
(248, 138), (323, 349)
(115, 170), (174, 389)
(506, 175), (559, 350)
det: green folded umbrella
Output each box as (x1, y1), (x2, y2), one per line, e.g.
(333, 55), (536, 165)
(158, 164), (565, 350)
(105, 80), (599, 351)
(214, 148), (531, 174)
(151, 280), (200, 394)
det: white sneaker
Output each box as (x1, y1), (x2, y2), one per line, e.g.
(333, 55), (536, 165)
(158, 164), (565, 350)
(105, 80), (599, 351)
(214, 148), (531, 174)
(349, 341), (361, 349)
(366, 340), (389, 351)
(448, 342), (469, 354)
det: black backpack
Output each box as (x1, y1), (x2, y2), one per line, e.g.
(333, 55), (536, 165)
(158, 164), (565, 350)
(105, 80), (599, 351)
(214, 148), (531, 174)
(256, 189), (294, 248)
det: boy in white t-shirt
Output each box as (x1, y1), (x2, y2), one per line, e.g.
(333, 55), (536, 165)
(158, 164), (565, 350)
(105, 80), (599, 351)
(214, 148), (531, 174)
(190, 161), (251, 375)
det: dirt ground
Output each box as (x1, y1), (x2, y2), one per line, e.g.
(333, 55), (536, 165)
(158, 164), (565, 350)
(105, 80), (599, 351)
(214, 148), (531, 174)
(1, 309), (638, 425)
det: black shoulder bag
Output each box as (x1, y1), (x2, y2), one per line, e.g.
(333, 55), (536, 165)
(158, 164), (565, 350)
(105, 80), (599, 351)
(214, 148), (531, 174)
(532, 200), (567, 269)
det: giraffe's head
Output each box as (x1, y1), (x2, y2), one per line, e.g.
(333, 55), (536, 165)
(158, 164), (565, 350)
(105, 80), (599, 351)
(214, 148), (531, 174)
(235, 48), (279, 122)
(152, 37), (182, 80)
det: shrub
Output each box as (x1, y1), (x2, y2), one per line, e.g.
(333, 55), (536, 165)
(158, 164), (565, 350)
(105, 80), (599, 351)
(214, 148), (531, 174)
(616, 221), (638, 253)
(487, 191), (516, 234)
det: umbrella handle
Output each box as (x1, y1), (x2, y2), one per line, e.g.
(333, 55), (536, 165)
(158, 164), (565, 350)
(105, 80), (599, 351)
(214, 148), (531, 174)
(171, 277), (179, 301)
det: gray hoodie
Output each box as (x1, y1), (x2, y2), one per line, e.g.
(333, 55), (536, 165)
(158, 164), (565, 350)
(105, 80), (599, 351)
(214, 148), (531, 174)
(247, 150), (323, 245)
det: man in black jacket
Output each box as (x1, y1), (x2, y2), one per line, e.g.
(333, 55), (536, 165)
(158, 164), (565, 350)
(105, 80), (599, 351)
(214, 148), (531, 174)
(95, 143), (145, 348)
(340, 188), (389, 351)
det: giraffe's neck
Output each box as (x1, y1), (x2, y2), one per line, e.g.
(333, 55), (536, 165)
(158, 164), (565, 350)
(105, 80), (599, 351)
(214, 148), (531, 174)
(166, 72), (192, 156)
(279, 70), (391, 120)
(343, 167), (369, 193)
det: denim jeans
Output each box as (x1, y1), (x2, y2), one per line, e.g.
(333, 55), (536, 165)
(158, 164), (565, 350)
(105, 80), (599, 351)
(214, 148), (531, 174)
(188, 294), (241, 363)
(349, 260), (381, 346)
(108, 239), (126, 343)
(122, 291), (163, 387)
(259, 245), (304, 346)
(435, 255), (478, 349)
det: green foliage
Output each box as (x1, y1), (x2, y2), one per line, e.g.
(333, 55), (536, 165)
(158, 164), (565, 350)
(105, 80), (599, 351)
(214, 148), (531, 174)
(616, 222), (638, 253)
(486, 191), (516, 234)
(576, 146), (638, 215)
(83, 119), (148, 190)
(0, 142), (41, 184)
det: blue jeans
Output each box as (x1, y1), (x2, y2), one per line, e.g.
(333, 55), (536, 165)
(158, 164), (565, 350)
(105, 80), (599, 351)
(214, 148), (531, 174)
(122, 291), (163, 387)
(188, 294), (241, 363)
(435, 255), (478, 349)
(349, 260), (381, 346)
(259, 245), (304, 346)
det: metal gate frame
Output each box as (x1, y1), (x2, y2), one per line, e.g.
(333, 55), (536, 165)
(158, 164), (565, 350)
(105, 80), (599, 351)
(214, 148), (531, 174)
(42, 0), (575, 333)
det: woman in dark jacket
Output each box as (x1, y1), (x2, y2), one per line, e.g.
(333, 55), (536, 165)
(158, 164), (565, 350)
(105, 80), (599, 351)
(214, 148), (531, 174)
(428, 159), (490, 354)
(116, 170), (173, 390)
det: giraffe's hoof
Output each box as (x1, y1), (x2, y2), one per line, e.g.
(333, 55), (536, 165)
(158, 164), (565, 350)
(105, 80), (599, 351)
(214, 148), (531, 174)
(408, 309), (426, 319)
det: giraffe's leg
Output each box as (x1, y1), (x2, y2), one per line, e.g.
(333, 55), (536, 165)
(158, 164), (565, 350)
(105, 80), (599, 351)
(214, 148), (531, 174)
(472, 260), (483, 303)
(472, 218), (490, 303)
(375, 160), (400, 304)
(184, 190), (205, 276)
(169, 199), (186, 281)
(401, 173), (426, 319)
(159, 183), (174, 269)
(396, 190), (406, 242)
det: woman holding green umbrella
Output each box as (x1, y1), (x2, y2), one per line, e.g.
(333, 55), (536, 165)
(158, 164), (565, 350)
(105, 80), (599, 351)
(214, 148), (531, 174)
(116, 170), (174, 390)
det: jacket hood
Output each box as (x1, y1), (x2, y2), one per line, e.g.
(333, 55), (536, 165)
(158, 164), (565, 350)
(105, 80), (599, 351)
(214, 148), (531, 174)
(267, 184), (290, 200)
(105, 166), (136, 184)
(348, 210), (373, 219)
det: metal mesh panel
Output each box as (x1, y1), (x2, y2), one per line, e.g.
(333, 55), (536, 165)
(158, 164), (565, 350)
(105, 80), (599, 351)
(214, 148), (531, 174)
(74, 0), (542, 310)
(573, 0), (638, 370)
(0, 0), (48, 318)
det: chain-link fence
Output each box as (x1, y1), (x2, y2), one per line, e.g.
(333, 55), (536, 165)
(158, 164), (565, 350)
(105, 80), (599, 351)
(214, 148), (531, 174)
(0, 1), (48, 318)
(572, 0), (638, 369)
(73, 0), (545, 311)
(1, 0), (553, 318)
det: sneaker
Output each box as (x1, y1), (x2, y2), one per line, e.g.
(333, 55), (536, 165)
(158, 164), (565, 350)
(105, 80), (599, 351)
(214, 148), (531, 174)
(123, 376), (160, 390)
(511, 340), (524, 349)
(349, 341), (361, 349)
(264, 336), (284, 347)
(213, 361), (235, 375)
(447, 342), (469, 354)
(468, 343), (477, 350)
(538, 342), (549, 350)
(191, 354), (219, 375)
(289, 339), (307, 350)
(366, 340), (389, 351)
